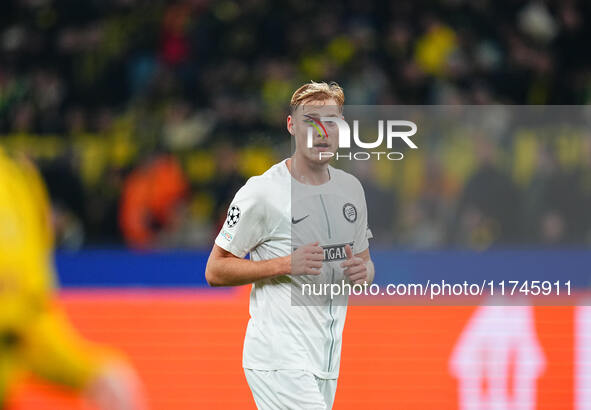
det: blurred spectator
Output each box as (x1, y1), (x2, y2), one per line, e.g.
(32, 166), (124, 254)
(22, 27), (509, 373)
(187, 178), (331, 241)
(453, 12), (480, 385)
(453, 136), (522, 248)
(119, 154), (189, 248)
(210, 142), (246, 230)
(525, 146), (589, 244)
(39, 156), (86, 250)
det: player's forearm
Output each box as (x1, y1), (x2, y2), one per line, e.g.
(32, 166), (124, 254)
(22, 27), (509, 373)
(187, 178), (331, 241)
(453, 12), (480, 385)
(205, 254), (289, 287)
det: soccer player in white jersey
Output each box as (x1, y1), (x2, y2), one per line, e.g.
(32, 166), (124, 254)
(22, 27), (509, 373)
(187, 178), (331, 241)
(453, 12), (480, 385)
(205, 81), (374, 409)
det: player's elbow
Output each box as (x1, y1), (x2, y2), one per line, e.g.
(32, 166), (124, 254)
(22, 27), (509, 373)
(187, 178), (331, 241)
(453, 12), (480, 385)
(205, 255), (227, 287)
(204, 263), (223, 287)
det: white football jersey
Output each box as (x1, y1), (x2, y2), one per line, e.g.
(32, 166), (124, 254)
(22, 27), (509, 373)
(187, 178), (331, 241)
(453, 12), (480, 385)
(215, 159), (371, 379)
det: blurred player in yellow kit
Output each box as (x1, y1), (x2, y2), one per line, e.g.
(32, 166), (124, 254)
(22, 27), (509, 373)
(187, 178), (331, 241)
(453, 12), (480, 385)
(0, 148), (145, 410)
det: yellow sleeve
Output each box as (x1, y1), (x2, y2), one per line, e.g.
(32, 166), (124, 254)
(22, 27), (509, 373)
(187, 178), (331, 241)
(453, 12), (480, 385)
(0, 152), (122, 392)
(0, 152), (55, 307)
(13, 154), (55, 255)
(20, 304), (119, 390)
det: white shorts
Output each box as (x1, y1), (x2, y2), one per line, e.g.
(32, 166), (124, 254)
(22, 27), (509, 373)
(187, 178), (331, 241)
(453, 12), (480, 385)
(244, 369), (338, 410)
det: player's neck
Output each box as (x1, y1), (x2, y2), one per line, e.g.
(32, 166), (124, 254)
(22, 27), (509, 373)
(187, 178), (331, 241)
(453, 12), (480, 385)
(287, 155), (330, 186)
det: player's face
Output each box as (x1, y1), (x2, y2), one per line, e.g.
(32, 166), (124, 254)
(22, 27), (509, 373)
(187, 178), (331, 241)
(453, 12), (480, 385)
(288, 99), (342, 165)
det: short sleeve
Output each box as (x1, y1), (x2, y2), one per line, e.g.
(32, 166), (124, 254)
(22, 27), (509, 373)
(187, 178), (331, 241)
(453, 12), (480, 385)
(353, 180), (372, 254)
(215, 180), (269, 258)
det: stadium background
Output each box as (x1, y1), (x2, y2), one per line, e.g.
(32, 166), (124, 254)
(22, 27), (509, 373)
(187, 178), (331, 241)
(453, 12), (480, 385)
(1, 0), (591, 408)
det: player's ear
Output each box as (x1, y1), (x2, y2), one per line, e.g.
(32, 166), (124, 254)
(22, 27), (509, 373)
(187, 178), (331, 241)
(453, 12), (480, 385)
(287, 115), (295, 136)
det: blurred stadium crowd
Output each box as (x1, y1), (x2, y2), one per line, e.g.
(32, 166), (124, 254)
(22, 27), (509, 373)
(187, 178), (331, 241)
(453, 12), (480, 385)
(1, 0), (590, 249)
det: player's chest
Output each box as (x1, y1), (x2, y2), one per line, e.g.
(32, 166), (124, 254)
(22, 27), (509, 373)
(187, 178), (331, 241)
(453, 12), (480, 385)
(290, 193), (359, 254)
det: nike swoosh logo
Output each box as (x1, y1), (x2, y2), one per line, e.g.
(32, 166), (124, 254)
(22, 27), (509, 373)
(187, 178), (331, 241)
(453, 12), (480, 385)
(291, 215), (310, 224)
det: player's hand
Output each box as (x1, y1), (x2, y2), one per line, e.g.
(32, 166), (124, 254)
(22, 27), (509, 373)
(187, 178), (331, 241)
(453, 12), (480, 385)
(290, 242), (324, 276)
(85, 360), (147, 410)
(340, 244), (367, 285)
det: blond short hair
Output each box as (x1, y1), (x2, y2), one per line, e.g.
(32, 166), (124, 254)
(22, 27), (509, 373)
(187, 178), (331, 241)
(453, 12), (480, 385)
(290, 81), (344, 113)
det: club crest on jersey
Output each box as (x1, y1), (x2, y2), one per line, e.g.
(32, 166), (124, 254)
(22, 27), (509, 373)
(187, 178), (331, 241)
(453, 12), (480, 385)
(226, 205), (241, 227)
(342, 203), (357, 223)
